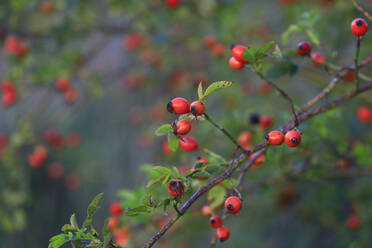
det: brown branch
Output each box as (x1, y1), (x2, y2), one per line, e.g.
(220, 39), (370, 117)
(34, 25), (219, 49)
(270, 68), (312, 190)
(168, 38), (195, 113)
(351, 0), (372, 22)
(142, 76), (372, 248)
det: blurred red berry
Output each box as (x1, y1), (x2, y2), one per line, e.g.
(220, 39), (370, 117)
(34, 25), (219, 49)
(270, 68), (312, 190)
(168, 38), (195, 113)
(110, 201), (124, 215)
(357, 106), (372, 123)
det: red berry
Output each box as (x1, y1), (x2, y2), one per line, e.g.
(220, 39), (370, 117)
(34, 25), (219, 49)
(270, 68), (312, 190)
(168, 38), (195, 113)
(46, 163), (65, 180)
(122, 34), (142, 51)
(40, 1), (55, 14)
(64, 87), (78, 103)
(55, 77), (70, 92)
(209, 216), (223, 228)
(2, 90), (17, 107)
(351, 18), (368, 36)
(224, 196), (242, 214)
(284, 130), (301, 147)
(167, 179), (185, 197)
(216, 226), (230, 242)
(162, 140), (173, 155)
(231, 45), (249, 63)
(165, 0), (180, 8)
(347, 215), (361, 229)
(297, 42), (311, 56)
(179, 136), (198, 151)
(260, 115), (273, 129)
(202, 205), (213, 217)
(0, 133), (9, 150)
(108, 216), (120, 230)
(109, 201), (124, 215)
(357, 106), (372, 123)
(249, 152), (265, 165)
(212, 43), (226, 56)
(28, 146), (48, 169)
(190, 101), (205, 116)
(176, 119), (191, 135)
(204, 36), (217, 48)
(311, 52), (325, 67)
(238, 131), (252, 147)
(1, 80), (15, 93)
(267, 130), (284, 145)
(228, 57), (244, 70)
(167, 97), (190, 115)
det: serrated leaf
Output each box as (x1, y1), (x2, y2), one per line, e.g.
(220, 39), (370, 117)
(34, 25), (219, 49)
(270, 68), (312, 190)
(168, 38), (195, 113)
(194, 162), (207, 170)
(172, 166), (180, 178)
(197, 82), (204, 101)
(168, 133), (179, 152)
(306, 30), (320, 46)
(203, 81), (232, 99)
(243, 47), (256, 63)
(153, 166), (172, 176)
(147, 175), (166, 188)
(207, 186), (226, 209)
(155, 124), (173, 136)
(162, 173), (171, 185)
(82, 193), (103, 229)
(48, 234), (70, 248)
(124, 205), (150, 216)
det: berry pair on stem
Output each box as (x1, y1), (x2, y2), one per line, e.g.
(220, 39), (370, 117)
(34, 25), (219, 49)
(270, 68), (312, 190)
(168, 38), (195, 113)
(229, 45), (249, 70)
(266, 130), (301, 147)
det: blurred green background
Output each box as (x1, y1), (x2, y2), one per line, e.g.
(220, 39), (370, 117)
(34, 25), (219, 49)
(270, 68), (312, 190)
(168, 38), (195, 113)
(1, 0), (372, 247)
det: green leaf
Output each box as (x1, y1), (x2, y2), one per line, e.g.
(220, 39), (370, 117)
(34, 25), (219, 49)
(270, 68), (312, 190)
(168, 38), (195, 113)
(82, 193), (103, 229)
(147, 175), (166, 188)
(273, 45), (283, 59)
(191, 171), (210, 179)
(203, 81), (232, 99)
(299, 10), (320, 28)
(70, 214), (79, 230)
(197, 82), (204, 101)
(152, 166), (172, 176)
(61, 224), (77, 233)
(306, 30), (320, 46)
(172, 166), (180, 178)
(282, 24), (302, 44)
(194, 161), (207, 170)
(161, 199), (171, 213)
(168, 133), (179, 152)
(207, 186), (226, 209)
(155, 124), (173, 136)
(243, 47), (256, 63)
(257, 41), (275, 55)
(204, 165), (222, 175)
(48, 234), (70, 248)
(124, 205), (150, 216)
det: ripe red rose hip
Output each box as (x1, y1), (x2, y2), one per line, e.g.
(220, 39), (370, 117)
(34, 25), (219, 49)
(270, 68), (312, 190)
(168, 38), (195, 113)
(167, 179), (185, 197)
(260, 115), (273, 129)
(175, 119), (191, 135)
(285, 130), (301, 147)
(351, 18), (368, 36)
(209, 216), (223, 228)
(202, 205), (212, 217)
(311, 52), (325, 67)
(110, 201), (124, 215)
(267, 130), (284, 145)
(357, 106), (372, 123)
(167, 97), (190, 114)
(224, 196), (242, 214)
(179, 136), (198, 151)
(216, 226), (230, 242)
(231, 44), (249, 64)
(297, 42), (311, 56)
(190, 101), (205, 116)
(228, 57), (244, 70)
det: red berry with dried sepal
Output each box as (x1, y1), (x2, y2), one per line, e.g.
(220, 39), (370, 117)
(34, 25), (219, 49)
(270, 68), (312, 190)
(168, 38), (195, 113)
(224, 196), (242, 214)
(351, 18), (368, 36)
(231, 44), (249, 64)
(190, 101), (205, 116)
(167, 97), (190, 114)
(167, 179), (185, 197)
(297, 42), (311, 56)
(267, 130), (284, 145)
(110, 201), (124, 215)
(285, 130), (301, 147)
(229, 57), (244, 70)
(209, 216), (223, 228)
(175, 119), (191, 135)
(216, 226), (230, 242)
(179, 136), (198, 151)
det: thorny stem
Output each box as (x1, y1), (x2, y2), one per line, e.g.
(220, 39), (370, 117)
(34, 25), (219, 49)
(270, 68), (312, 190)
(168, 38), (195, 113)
(203, 113), (246, 154)
(255, 70), (300, 127)
(354, 36), (362, 89)
(142, 79), (372, 248)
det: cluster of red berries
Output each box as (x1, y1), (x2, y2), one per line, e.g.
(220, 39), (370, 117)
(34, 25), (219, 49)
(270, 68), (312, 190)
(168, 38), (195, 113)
(3, 35), (28, 57)
(203, 35), (226, 57)
(201, 196), (242, 243)
(166, 97), (206, 151)
(229, 45), (249, 70)
(296, 41), (326, 67)
(107, 202), (130, 246)
(44, 129), (81, 150)
(1, 80), (17, 107)
(55, 77), (78, 104)
(266, 129), (301, 147)
(250, 113), (274, 129)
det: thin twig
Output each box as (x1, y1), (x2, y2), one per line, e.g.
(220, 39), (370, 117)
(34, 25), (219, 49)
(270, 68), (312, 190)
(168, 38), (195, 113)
(354, 36), (362, 89)
(351, 0), (372, 22)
